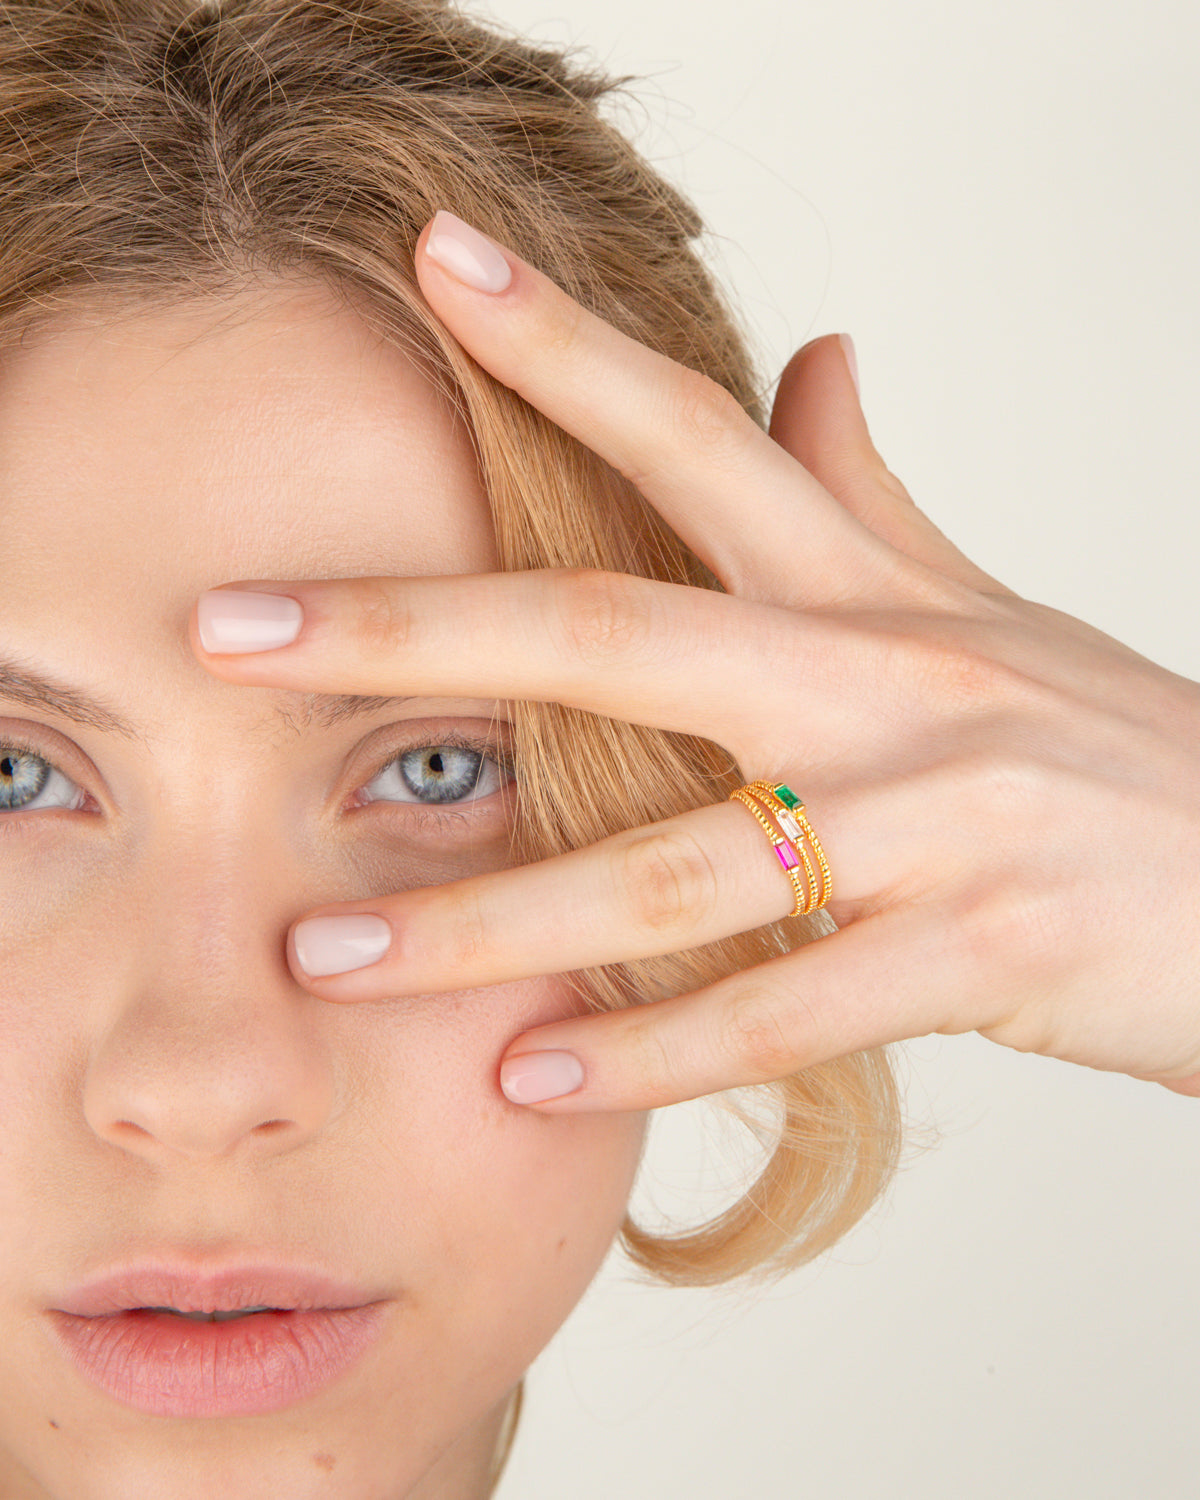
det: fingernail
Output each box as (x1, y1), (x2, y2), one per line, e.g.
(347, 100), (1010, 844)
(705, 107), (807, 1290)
(838, 333), (861, 399)
(500, 1050), (585, 1105)
(293, 914), (392, 977)
(198, 590), (303, 654)
(425, 210), (513, 294)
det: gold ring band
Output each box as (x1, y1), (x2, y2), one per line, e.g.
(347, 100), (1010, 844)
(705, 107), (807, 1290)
(728, 781), (832, 917)
(746, 782), (832, 911)
(729, 788), (810, 917)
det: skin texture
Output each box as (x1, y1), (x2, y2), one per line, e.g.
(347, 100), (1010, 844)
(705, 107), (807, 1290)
(0, 279), (647, 1500)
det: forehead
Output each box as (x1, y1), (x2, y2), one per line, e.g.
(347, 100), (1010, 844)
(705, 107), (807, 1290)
(0, 281), (499, 738)
(0, 279), (497, 575)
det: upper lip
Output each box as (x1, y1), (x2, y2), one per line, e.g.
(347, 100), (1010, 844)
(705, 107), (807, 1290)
(51, 1258), (385, 1318)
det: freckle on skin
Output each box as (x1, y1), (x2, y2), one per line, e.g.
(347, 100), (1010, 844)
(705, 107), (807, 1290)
(313, 1452), (336, 1473)
(48, 1420), (58, 1430)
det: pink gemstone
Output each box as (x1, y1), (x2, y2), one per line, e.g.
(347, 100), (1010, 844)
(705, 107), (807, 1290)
(775, 842), (799, 870)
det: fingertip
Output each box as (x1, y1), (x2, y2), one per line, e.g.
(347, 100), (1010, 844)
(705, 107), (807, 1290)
(769, 331), (871, 469)
(417, 209), (515, 296)
(499, 1049), (586, 1106)
(773, 332), (840, 398)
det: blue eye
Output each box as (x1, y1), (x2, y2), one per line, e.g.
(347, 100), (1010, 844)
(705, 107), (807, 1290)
(358, 744), (511, 806)
(0, 744), (87, 813)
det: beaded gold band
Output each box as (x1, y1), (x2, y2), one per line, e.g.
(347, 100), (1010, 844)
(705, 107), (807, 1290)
(728, 781), (832, 917)
(729, 788), (808, 917)
(746, 781), (832, 913)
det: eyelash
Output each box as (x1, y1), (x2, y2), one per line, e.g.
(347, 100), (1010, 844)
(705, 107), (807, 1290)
(0, 728), (516, 829)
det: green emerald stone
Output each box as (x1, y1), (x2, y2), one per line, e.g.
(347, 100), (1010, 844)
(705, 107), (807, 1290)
(773, 783), (800, 809)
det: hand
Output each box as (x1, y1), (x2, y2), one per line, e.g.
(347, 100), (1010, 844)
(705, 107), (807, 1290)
(190, 210), (1200, 1108)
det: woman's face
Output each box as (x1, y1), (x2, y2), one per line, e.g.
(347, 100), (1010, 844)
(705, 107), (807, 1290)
(0, 281), (647, 1500)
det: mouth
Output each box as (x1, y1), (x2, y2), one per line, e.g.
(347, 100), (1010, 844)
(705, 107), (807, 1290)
(47, 1304), (392, 1417)
(133, 1304), (281, 1321)
(46, 1255), (392, 1416)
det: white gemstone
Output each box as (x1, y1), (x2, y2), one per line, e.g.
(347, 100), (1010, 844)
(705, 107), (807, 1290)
(776, 808), (802, 841)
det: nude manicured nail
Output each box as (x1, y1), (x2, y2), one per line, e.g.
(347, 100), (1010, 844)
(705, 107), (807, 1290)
(197, 590), (303, 653)
(293, 915), (392, 977)
(500, 1051), (585, 1105)
(839, 332), (861, 398)
(425, 210), (513, 294)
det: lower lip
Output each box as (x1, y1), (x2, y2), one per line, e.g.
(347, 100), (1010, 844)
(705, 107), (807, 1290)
(46, 1303), (389, 1417)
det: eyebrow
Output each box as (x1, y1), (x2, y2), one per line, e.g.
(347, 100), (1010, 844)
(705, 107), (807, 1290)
(0, 655), (414, 745)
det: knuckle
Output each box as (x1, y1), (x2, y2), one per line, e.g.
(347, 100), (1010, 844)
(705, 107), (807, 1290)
(951, 654), (1038, 714)
(554, 567), (656, 667)
(880, 624), (1045, 719)
(912, 635), (1002, 705)
(951, 886), (1013, 973)
(435, 886), (492, 977)
(392, 884), (490, 981)
(616, 828), (722, 938)
(668, 367), (753, 471)
(718, 985), (801, 1083)
(624, 1009), (694, 1100)
(529, 287), (587, 364)
(626, 366), (751, 491)
(955, 745), (1054, 825)
(351, 578), (414, 659)
(952, 878), (1073, 989)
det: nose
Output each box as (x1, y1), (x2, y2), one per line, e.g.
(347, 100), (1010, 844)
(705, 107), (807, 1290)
(83, 989), (336, 1164)
(81, 852), (339, 1165)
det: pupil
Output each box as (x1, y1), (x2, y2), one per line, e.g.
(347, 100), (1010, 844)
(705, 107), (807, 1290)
(397, 745), (486, 804)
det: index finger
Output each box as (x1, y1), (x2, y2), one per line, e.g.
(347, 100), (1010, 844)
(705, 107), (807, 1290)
(415, 210), (912, 607)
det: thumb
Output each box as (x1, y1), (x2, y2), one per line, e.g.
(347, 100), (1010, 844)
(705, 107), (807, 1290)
(769, 333), (1013, 594)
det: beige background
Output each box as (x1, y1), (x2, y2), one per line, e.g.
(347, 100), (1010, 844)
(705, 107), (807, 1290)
(475, 1), (1200, 1495)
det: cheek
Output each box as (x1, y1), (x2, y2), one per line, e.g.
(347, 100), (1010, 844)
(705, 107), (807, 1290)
(361, 975), (646, 1323)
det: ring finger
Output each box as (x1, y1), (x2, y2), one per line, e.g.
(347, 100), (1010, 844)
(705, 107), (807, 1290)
(282, 782), (902, 1000)
(287, 799), (800, 997)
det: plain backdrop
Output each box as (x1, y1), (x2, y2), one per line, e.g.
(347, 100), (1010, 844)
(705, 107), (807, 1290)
(466, 2), (1200, 1497)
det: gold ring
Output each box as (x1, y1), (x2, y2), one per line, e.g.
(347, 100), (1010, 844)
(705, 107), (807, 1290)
(728, 781), (831, 917)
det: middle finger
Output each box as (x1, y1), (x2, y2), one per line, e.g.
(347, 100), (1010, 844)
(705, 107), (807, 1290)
(193, 569), (854, 762)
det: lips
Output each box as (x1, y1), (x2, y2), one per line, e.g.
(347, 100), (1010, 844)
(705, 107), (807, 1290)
(48, 1304), (392, 1417)
(52, 1259), (384, 1318)
(46, 1257), (394, 1415)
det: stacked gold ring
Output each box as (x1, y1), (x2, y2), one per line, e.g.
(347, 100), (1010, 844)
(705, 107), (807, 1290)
(728, 781), (832, 918)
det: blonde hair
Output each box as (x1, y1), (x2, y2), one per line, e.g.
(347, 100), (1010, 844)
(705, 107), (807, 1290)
(0, 0), (902, 1484)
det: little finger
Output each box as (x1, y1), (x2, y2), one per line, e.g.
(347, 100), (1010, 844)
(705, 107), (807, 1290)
(495, 902), (991, 1110)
